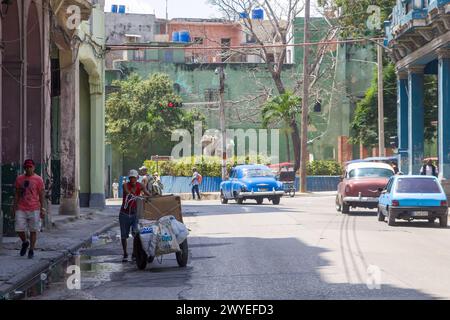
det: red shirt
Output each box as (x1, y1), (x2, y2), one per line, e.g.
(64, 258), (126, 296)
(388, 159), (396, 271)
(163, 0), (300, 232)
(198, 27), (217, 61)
(120, 182), (142, 213)
(15, 174), (44, 211)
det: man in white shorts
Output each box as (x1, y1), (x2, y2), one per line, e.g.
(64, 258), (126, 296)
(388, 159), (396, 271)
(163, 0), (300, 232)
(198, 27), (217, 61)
(13, 159), (46, 259)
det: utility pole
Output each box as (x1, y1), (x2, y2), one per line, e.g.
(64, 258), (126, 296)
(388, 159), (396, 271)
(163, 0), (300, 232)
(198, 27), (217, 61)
(218, 66), (227, 180)
(165, 0), (169, 35)
(377, 42), (385, 157)
(300, 0), (310, 193)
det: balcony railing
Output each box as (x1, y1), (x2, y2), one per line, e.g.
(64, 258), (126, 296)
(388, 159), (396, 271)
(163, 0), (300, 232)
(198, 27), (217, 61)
(385, 0), (450, 44)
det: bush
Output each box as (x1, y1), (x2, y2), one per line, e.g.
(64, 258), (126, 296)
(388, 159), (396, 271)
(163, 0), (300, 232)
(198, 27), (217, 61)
(307, 160), (342, 176)
(143, 155), (271, 177)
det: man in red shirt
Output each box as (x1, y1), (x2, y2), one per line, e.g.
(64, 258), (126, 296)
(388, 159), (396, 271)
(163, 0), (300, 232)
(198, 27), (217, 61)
(13, 159), (45, 259)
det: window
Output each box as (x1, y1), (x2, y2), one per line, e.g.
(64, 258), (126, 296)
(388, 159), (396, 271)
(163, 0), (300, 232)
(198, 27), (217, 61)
(221, 38), (231, 62)
(193, 37), (204, 45)
(348, 168), (394, 179)
(204, 89), (219, 102)
(133, 49), (145, 61)
(386, 178), (394, 193)
(396, 178), (441, 193)
(243, 168), (275, 178)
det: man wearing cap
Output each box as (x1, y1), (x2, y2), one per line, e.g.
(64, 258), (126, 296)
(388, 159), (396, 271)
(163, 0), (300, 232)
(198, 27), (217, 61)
(12, 159), (45, 259)
(120, 169), (151, 262)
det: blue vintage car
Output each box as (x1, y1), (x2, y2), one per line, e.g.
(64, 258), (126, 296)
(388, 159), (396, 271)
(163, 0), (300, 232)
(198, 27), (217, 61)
(220, 165), (285, 205)
(378, 175), (448, 227)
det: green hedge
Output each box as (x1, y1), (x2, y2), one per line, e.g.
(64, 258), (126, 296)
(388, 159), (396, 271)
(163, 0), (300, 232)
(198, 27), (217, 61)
(142, 157), (342, 177)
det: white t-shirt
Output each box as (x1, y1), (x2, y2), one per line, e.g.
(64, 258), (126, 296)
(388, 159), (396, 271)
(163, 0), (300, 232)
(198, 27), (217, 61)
(112, 182), (119, 190)
(192, 172), (199, 185)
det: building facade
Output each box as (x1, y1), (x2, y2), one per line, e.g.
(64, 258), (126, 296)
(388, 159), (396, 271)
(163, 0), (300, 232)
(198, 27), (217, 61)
(385, 0), (450, 177)
(1, 0), (106, 238)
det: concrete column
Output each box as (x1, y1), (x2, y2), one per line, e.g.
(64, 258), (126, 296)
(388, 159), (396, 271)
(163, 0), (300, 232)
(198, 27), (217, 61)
(89, 78), (105, 208)
(438, 49), (450, 179)
(59, 50), (80, 216)
(397, 71), (409, 173)
(408, 65), (425, 175)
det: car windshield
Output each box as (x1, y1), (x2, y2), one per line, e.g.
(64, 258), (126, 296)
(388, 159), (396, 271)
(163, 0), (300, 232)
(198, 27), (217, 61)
(396, 178), (441, 193)
(348, 168), (394, 178)
(243, 168), (274, 178)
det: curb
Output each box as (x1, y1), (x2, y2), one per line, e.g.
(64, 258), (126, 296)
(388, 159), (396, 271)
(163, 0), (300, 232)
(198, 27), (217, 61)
(0, 219), (118, 299)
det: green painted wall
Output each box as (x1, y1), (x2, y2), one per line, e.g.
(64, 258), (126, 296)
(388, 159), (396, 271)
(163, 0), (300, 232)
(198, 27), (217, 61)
(79, 65), (91, 196)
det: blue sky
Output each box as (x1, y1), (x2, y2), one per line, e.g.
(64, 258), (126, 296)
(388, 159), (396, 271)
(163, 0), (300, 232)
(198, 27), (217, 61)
(104, 0), (321, 19)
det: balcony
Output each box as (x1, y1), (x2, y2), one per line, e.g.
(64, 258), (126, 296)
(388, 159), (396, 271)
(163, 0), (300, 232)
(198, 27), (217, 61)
(385, 0), (450, 62)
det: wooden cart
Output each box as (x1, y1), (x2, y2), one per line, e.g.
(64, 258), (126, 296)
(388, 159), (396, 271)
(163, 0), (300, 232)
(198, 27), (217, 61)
(133, 195), (188, 270)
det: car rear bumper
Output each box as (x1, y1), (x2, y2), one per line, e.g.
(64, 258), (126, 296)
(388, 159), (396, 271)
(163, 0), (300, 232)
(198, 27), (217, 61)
(343, 196), (379, 204)
(239, 191), (285, 198)
(390, 206), (448, 219)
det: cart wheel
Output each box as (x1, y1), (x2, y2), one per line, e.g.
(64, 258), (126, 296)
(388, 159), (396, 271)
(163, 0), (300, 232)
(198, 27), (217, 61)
(289, 187), (296, 198)
(133, 235), (148, 270)
(176, 239), (189, 267)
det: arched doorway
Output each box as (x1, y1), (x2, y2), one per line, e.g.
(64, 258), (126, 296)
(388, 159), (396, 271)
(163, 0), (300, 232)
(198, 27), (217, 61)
(26, 1), (43, 164)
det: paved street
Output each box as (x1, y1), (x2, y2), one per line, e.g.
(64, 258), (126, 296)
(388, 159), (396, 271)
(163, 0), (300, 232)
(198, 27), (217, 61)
(31, 194), (450, 300)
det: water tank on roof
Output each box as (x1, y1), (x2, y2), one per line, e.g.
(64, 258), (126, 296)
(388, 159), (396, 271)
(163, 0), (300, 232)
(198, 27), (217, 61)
(118, 5), (126, 13)
(252, 8), (264, 20)
(179, 30), (191, 43)
(172, 31), (180, 42)
(111, 4), (118, 13)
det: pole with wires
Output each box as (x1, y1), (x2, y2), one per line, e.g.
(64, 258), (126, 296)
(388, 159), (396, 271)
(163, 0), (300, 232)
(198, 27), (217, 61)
(300, 0), (310, 193)
(218, 66), (227, 180)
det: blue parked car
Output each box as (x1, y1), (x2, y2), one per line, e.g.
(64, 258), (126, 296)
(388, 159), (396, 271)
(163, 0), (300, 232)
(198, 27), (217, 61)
(220, 165), (285, 205)
(378, 175), (448, 227)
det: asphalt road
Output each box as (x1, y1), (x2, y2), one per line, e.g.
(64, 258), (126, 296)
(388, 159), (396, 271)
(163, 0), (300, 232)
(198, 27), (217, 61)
(31, 194), (450, 300)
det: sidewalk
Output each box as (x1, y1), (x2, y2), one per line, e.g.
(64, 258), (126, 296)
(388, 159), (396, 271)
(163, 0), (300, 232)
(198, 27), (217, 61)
(0, 205), (120, 299)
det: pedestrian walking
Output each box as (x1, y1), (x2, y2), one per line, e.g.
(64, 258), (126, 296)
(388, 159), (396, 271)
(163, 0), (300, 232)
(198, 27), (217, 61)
(420, 159), (438, 177)
(191, 168), (202, 200)
(12, 159), (46, 259)
(119, 169), (151, 262)
(391, 162), (399, 174)
(112, 179), (119, 199)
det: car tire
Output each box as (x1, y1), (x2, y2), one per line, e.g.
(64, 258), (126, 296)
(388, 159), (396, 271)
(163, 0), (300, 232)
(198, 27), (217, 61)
(236, 197), (244, 204)
(341, 201), (350, 214)
(377, 207), (385, 222)
(387, 208), (396, 226)
(335, 195), (342, 212)
(256, 198), (263, 205)
(272, 196), (281, 205)
(220, 191), (228, 204)
(428, 218), (436, 224)
(439, 215), (448, 228)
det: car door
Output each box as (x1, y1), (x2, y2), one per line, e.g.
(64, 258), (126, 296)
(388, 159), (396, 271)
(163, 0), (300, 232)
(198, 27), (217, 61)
(379, 177), (394, 213)
(227, 169), (237, 198)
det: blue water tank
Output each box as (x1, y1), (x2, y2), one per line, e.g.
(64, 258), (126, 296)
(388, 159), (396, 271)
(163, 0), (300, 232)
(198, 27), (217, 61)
(111, 4), (118, 13)
(172, 31), (180, 42)
(118, 5), (126, 13)
(252, 8), (264, 20)
(179, 30), (191, 43)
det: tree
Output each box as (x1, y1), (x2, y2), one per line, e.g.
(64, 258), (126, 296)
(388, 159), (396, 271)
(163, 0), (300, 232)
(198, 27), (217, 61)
(106, 73), (206, 162)
(350, 63), (438, 147)
(262, 91), (301, 164)
(209, 0), (338, 170)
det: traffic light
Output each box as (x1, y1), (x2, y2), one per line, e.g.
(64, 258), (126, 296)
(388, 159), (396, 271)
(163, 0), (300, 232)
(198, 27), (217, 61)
(167, 101), (183, 108)
(313, 100), (322, 112)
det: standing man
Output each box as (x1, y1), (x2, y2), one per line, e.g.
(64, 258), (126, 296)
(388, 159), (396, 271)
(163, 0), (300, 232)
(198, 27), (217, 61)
(119, 169), (151, 262)
(191, 167), (201, 200)
(420, 159), (438, 177)
(13, 159), (46, 259)
(112, 179), (119, 199)
(139, 166), (149, 190)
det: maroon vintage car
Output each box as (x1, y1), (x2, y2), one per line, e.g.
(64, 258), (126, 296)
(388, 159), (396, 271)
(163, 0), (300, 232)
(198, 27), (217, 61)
(336, 162), (395, 213)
